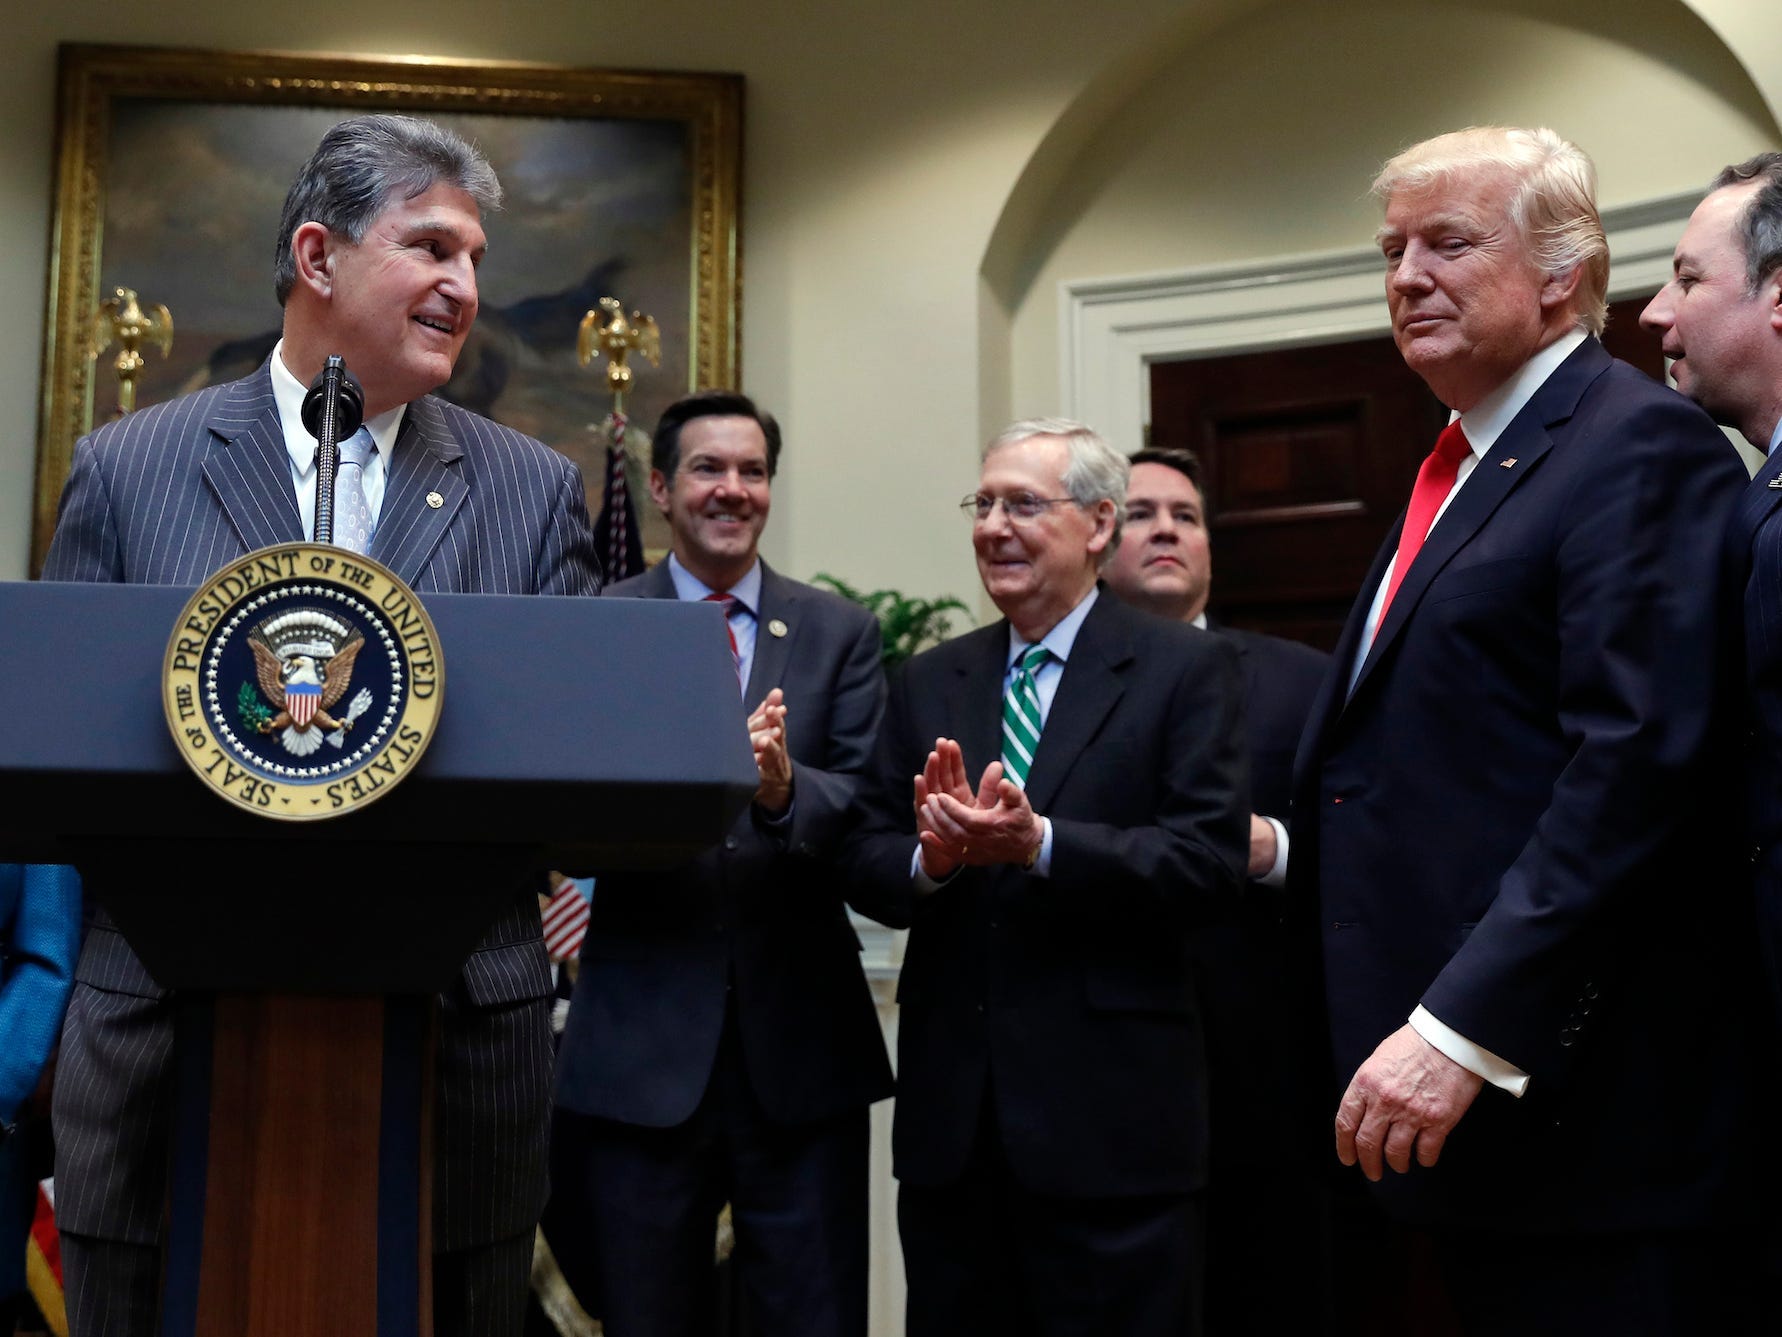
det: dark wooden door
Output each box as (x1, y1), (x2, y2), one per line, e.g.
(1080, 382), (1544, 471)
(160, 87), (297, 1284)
(1147, 296), (1663, 650)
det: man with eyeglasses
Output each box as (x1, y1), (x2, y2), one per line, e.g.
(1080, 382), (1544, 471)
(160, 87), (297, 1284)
(846, 418), (1249, 1337)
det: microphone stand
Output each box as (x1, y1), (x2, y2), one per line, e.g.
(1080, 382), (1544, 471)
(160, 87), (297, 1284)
(300, 355), (366, 547)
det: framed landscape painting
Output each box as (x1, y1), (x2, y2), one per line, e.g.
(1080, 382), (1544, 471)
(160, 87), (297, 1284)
(34, 43), (742, 572)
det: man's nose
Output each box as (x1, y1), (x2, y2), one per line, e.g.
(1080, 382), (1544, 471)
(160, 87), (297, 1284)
(1638, 286), (1673, 333)
(1390, 244), (1433, 293)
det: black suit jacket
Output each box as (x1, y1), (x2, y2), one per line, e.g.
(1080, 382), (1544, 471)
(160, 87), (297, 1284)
(1217, 626), (1328, 824)
(42, 362), (599, 1250)
(554, 561), (893, 1127)
(1291, 339), (1758, 1231)
(846, 591), (1248, 1197)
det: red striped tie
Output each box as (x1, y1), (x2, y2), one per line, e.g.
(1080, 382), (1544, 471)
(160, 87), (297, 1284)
(1374, 420), (1472, 628)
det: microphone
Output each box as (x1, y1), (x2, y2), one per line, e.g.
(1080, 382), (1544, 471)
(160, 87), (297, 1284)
(301, 357), (365, 547)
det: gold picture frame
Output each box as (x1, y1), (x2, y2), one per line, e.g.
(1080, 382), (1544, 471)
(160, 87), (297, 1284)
(34, 42), (743, 574)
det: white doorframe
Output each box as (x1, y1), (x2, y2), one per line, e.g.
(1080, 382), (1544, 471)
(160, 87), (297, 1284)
(1057, 191), (1699, 454)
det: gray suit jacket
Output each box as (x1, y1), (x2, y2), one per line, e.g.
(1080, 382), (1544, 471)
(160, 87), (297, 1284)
(555, 561), (893, 1129)
(43, 361), (599, 1250)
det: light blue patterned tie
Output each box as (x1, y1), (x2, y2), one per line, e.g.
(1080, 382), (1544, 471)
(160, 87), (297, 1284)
(1001, 644), (1049, 789)
(333, 427), (376, 555)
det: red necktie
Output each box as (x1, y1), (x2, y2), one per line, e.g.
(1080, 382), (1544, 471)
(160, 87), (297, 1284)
(1374, 421), (1472, 629)
(703, 591), (740, 678)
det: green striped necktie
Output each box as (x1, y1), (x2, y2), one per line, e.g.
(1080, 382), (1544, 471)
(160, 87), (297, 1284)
(1001, 643), (1050, 789)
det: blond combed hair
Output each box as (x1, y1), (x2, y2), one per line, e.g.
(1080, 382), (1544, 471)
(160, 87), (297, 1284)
(1373, 126), (1609, 337)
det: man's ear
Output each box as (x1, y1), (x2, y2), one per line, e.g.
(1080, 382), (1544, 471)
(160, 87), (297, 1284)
(1765, 269), (1782, 335)
(1539, 262), (1585, 315)
(290, 221), (335, 299)
(648, 468), (673, 517)
(1086, 498), (1118, 556)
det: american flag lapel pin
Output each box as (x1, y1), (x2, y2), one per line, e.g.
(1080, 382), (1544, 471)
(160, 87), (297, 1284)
(1499, 458), (1517, 468)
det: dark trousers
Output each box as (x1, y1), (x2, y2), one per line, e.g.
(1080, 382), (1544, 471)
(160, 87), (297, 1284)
(897, 1106), (1203, 1337)
(1329, 1179), (1762, 1337)
(550, 1018), (871, 1337)
(60, 1231), (534, 1337)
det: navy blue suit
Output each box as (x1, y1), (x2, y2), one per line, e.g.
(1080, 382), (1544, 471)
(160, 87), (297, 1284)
(1734, 448), (1782, 1005)
(1292, 339), (1759, 1248)
(552, 560), (891, 1337)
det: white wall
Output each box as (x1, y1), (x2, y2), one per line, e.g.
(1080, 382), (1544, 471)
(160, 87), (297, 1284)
(2, 0), (1778, 608)
(1001, 0), (1780, 434)
(0, 0), (1184, 602)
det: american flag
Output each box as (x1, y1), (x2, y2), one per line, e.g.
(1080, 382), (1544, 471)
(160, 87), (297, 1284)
(542, 880), (592, 962)
(286, 680), (321, 726)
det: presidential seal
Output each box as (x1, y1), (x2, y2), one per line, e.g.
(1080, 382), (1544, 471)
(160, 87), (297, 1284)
(163, 543), (443, 820)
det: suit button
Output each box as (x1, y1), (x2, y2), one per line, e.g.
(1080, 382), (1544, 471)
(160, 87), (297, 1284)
(1583, 982), (1599, 1000)
(1753, 846), (1764, 866)
(1558, 1032), (1575, 1048)
(975, 1003), (985, 1014)
(724, 836), (739, 852)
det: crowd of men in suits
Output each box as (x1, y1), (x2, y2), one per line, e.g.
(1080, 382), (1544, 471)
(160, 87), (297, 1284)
(20, 108), (1782, 1337)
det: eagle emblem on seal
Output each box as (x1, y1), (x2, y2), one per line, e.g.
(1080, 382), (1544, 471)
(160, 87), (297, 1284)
(240, 609), (374, 757)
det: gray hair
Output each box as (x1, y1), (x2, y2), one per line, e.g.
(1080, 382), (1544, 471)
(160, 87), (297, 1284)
(985, 417), (1129, 565)
(1372, 126), (1609, 337)
(273, 114), (503, 305)
(1710, 152), (1782, 296)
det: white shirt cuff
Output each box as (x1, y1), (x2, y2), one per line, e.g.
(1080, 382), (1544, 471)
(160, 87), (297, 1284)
(910, 845), (952, 895)
(1256, 816), (1289, 887)
(1029, 817), (1054, 877)
(1409, 1005), (1530, 1097)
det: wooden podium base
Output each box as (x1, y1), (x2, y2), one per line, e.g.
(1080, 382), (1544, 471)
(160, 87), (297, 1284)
(161, 995), (434, 1337)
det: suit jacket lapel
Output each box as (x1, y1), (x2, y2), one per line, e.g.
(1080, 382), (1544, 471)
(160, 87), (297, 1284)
(1346, 340), (1614, 702)
(1732, 447), (1782, 558)
(371, 396), (468, 585)
(743, 564), (796, 707)
(1022, 596), (1128, 813)
(952, 624), (1010, 783)
(1349, 427), (1550, 698)
(200, 364), (304, 551)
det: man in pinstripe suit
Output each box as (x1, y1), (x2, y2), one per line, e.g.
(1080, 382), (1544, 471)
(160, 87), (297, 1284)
(43, 115), (599, 1337)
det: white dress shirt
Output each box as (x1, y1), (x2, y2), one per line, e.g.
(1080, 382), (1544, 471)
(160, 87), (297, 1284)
(664, 553), (763, 698)
(270, 339), (405, 541)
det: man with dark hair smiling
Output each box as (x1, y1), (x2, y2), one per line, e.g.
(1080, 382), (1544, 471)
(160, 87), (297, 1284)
(553, 390), (891, 1337)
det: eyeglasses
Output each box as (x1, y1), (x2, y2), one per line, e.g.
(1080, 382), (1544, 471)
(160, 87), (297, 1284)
(959, 493), (1080, 523)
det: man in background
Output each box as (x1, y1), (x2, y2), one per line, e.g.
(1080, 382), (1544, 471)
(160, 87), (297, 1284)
(44, 114), (599, 1337)
(552, 390), (891, 1337)
(1641, 149), (1782, 1035)
(1102, 445), (1329, 1335)
(1294, 125), (1758, 1333)
(846, 418), (1248, 1337)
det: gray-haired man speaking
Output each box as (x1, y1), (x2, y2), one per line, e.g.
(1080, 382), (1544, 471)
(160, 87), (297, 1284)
(44, 114), (598, 1337)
